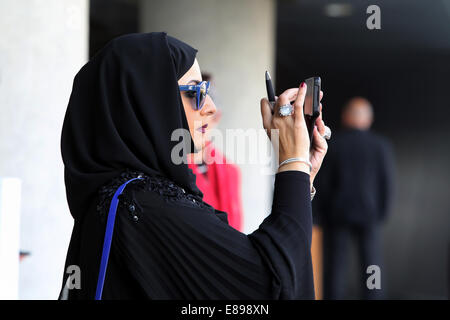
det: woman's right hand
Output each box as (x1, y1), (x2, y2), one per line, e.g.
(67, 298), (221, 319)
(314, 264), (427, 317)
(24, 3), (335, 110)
(260, 82), (311, 175)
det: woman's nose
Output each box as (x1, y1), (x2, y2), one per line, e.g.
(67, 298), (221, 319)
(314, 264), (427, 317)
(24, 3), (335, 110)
(200, 95), (217, 116)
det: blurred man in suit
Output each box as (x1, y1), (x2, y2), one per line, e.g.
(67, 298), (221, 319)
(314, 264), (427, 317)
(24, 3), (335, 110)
(314, 97), (395, 299)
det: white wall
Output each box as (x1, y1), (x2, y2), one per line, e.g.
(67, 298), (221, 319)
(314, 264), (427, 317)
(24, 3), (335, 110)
(140, 0), (276, 233)
(0, 0), (89, 299)
(0, 178), (21, 299)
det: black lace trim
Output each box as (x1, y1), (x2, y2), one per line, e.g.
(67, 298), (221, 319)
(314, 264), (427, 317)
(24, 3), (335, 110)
(96, 169), (211, 220)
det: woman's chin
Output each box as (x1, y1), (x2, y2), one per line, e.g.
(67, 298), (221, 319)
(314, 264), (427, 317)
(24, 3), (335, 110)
(193, 138), (208, 152)
(187, 149), (203, 165)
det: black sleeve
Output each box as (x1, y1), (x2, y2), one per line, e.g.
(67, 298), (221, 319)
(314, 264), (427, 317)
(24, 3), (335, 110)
(113, 171), (314, 299)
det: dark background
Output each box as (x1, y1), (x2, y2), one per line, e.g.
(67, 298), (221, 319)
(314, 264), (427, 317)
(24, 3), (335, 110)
(90, 0), (450, 299)
(276, 0), (449, 299)
(89, 0), (138, 58)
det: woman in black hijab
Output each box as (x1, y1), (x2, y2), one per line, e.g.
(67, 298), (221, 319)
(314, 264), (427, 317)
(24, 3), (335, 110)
(59, 32), (329, 299)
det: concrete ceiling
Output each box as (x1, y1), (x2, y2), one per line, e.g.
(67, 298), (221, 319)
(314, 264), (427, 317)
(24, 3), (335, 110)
(277, 0), (450, 52)
(276, 0), (450, 75)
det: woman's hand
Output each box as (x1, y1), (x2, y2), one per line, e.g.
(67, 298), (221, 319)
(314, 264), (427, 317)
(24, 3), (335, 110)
(260, 83), (311, 175)
(260, 84), (328, 186)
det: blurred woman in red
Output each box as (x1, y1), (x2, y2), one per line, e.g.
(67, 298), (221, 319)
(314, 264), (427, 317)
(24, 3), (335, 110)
(188, 102), (244, 231)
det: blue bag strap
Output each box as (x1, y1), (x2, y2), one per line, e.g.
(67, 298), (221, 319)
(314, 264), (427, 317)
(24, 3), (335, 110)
(95, 177), (143, 300)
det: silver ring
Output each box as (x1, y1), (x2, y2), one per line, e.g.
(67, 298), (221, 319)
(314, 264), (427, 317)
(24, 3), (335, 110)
(278, 104), (294, 117)
(323, 125), (332, 140)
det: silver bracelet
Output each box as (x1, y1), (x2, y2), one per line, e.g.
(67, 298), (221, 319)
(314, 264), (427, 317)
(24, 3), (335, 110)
(311, 185), (316, 201)
(278, 157), (312, 172)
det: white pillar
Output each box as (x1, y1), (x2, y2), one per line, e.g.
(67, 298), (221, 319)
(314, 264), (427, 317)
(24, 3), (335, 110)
(0, 0), (89, 299)
(0, 178), (21, 299)
(140, 0), (276, 233)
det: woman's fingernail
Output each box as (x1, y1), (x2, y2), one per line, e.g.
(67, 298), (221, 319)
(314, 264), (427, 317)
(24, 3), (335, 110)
(301, 82), (306, 88)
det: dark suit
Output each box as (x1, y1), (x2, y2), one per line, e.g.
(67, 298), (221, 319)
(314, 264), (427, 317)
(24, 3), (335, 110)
(314, 128), (395, 299)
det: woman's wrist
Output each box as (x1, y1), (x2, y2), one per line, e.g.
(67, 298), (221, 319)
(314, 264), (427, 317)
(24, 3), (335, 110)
(277, 161), (310, 175)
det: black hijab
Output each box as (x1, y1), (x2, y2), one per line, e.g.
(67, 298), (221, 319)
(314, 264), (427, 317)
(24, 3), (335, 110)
(61, 32), (201, 220)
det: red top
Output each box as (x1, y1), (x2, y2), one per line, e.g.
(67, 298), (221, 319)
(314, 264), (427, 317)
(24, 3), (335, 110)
(188, 146), (243, 231)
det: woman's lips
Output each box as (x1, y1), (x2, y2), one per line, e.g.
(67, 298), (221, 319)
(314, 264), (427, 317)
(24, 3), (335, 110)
(197, 124), (208, 133)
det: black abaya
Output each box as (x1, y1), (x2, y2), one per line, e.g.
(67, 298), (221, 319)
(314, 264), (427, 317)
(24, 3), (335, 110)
(59, 33), (314, 300)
